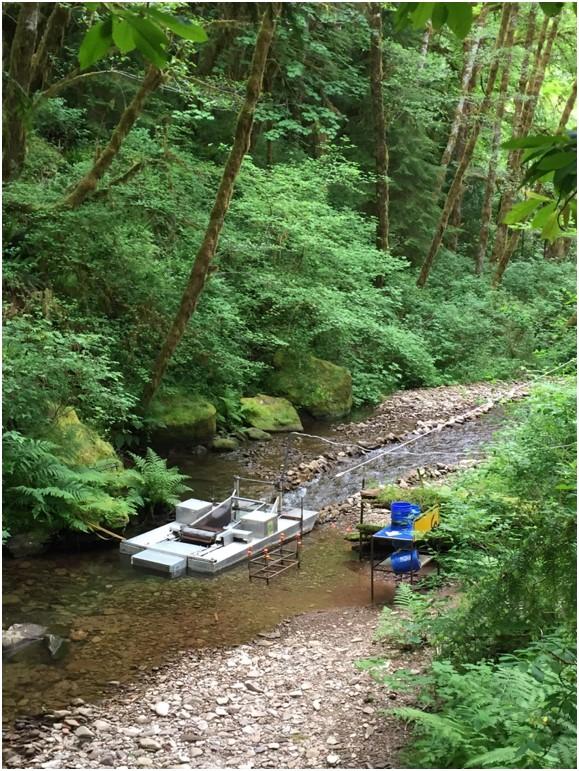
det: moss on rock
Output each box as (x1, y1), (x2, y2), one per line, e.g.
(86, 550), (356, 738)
(149, 392), (217, 444)
(269, 352), (353, 419)
(49, 407), (121, 467)
(240, 394), (303, 432)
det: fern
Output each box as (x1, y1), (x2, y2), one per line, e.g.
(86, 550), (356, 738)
(128, 448), (190, 515)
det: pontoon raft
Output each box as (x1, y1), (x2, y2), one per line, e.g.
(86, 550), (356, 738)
(120, 477), (317, 578)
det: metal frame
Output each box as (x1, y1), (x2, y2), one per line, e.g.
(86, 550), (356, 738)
(248, 536), (302, 584)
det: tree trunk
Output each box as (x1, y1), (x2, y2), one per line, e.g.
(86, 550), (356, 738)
(418, 22), (432, 70)
(367, 2), (389, 252)
(141, 3), (281, 408)
(30, 3), (70, 91)
(557, 78), (577, 132)
(489, 14), (548, 265)
(492, 16), (560, 286)
(435, 5), (489, 196)
(62, 66), (163, 209)
(512, 6), (538, 134)
(2, 2), (41, 181)
(475, 12), (518, 275)
(417, 4), (513, 288)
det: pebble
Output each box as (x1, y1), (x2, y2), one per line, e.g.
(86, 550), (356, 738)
(153, 701), (170, 717)
(74, 726), (93, 743)
(327, 753), (341, 766)
(138, 738), (162, 751)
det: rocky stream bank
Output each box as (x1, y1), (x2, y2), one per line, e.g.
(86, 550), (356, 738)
(4, 607), (422, 770)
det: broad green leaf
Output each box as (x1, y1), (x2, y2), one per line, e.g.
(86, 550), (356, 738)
(503, 134), (565, 150)
(146, 9), (207, 42)
(410, 3), (435, 29)
(78, 18), (113, 70)
(503, 198), (543, 225)
(125, 14), (169, 67)
(431, 4), (448, 30)
(537, 151), (577, 171)
(446, 3), (473, 39)
(542, 211), (563, 242)
(540, 2), (565, 17)
(112, 17), (136, 54)
(530, 201), (557, 228)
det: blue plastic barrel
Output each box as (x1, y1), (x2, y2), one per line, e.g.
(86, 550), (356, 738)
(391, 501), (420, 526)
(391, 549), (421, 574)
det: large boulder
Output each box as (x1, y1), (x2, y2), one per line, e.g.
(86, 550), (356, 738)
(149, 392), (217, 444)
(240, 394), (303, 433)
(48, 407), (121, 467)
(269, 353), (352, 419)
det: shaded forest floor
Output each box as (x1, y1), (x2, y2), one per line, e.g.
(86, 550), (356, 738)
(4, 606), (425, 769)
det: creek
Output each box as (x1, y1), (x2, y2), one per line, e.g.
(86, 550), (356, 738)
(2, 405), (504, 724)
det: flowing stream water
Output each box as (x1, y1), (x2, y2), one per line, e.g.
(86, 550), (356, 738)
(2, 406), (505, 724)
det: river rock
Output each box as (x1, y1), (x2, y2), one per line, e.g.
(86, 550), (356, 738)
(240, 395), (303, 433)
(149, 392), (217, 445)
(139, 737), (162, 751)
(153, 701), (170, 717)
(245, 427), (272, 441)
(74, 726), (93, 743)
(211, 437), (239, 452)
(269, 352), (353, 419)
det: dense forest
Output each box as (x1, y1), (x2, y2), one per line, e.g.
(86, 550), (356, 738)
(2, 3), (577, 769)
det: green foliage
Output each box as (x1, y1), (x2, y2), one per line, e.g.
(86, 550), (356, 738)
(78, 3), (206, 70)
(3, 315), (137, 436)
(3, 431), (137, 534)
(128, 448), (190, 515)
(392, 633), (576, 769)
(374, 584), (439, 649)
(502, 133), (577, 240)
(395, 3), (474, 39)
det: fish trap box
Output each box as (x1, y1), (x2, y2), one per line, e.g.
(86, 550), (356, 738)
(176, 498), (212, 524)
(239, 510), (278, 538)
(131, 549), (187, 578)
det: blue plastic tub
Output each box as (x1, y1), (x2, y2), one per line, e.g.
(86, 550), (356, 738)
(391, 501), (421, 526)
(391, 548), (421, 574)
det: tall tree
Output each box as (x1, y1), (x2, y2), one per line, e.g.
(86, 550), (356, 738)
(492, 14), (561, 286)
(557, 78), (577, 132)
(142, 3), (281, 408)
(435, 6), (490, 196)
(417, 3), (514, 288)
(2, 3), (41, 181)
(475, 8), (518, 275)
(367, 2), (389, 252)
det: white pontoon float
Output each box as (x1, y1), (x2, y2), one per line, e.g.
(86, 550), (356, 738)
(120, 476), (318, 578)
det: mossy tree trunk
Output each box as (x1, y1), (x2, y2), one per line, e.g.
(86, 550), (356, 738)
(492, 15), (560, 287)
(30, 2), (70, 91)
(2, 2), (41, 181)
(367, 2), (389, 253)
(62, 65), (163, 209)
(475, 15), (517, 275)
(141, 3), (281, 409)
(417, 4), (514, 288)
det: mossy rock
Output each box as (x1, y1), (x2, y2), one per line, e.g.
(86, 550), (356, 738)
(269, 352), (353, 419)
(240, 394), (303, 433)
(49, 407), (121, 467)
(212, 437), (239, 452)
(245, 427), (272, 442)
(149, 392), (217, 444)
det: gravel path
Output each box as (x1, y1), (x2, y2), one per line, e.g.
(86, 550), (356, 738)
(4, 607), (423, 770)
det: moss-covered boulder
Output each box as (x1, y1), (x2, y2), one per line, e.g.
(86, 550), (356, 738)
(149, 392), (217, 444)
(269, 353), (353, 419)
(240, 394), (303, 432)
(49, 407), (121, 467)
(212, 436), (239, 452)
